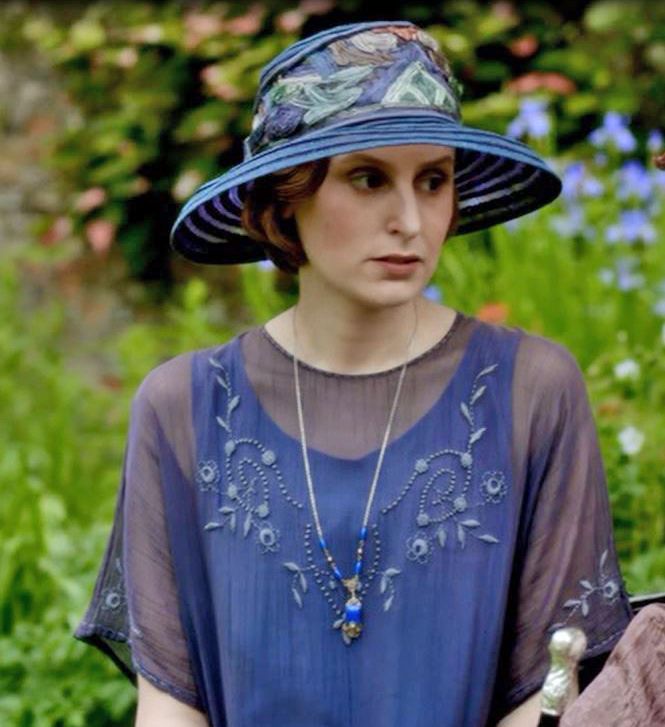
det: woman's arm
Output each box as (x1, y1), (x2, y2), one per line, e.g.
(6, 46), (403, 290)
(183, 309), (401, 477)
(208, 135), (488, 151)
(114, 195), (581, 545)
(136, 674), (209, 727)
(496, 690), (542, 727)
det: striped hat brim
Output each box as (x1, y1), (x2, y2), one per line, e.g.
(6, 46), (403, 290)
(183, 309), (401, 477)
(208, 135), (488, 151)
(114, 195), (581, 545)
(170, 110), (561, 265)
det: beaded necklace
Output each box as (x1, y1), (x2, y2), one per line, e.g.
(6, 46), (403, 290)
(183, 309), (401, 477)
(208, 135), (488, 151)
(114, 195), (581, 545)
(291, 302), (418, 643)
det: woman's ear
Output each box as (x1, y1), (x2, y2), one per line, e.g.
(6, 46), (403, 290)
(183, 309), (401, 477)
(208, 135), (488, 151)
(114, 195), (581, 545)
(282, 203), (294, 219)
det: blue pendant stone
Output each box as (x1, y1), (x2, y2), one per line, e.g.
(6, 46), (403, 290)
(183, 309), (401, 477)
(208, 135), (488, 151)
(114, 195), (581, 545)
(345, 597), (362, 624)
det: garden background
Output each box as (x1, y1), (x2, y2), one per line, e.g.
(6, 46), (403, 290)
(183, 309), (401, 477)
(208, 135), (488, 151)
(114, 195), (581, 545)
(0, 0), (664, 724)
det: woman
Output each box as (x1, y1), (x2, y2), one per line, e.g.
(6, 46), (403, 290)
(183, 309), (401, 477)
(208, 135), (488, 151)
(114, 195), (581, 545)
(74, 20), (632, 726)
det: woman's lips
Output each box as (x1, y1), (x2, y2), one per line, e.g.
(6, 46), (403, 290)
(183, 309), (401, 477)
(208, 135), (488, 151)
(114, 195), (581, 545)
(374, 255), (421, 263)
(371, 256), (422, 275)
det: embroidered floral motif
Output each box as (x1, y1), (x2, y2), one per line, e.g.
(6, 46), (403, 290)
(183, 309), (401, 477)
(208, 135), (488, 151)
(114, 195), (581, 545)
(100, 557), (127, 613)
(199, 355), (304, 555)
(406, 533), (432, 564)
(480, 470), (507, 503)
(380, 363), (505, 575)
(202, 353), (509, 643)
(551, 549), (623, 631)
(196, 459), (221, 491)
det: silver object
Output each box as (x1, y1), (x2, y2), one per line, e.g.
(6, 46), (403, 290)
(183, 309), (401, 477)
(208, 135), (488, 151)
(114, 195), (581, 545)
(540, 627), (588, 717)
(291, 301), (418, 643)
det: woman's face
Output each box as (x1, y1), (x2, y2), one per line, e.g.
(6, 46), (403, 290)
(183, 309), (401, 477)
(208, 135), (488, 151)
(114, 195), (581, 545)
(286, 144), (455, 310)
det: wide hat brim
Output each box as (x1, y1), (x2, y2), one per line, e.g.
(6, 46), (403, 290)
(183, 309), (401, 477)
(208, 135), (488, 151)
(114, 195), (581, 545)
(170, 109), (562, 265)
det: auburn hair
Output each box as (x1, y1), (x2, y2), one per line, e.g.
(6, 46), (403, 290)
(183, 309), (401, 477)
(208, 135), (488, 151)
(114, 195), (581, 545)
(241, 157), (459, 274)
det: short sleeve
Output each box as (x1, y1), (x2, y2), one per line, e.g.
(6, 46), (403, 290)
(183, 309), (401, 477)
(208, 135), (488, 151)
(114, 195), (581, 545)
(490, 334), (633, 720)
(73, 352), (203, 711)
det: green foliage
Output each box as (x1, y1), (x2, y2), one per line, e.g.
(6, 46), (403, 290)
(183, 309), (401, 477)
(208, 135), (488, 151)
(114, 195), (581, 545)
(0, 253), (233, 724)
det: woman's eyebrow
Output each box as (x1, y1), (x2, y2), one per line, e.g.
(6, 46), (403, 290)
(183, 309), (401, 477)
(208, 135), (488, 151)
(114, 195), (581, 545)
(340, 152), (454, 169)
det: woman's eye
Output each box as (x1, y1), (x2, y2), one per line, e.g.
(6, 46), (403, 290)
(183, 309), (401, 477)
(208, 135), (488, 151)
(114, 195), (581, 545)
(350, 171), (384, 189)
(422, 173), (449, 192)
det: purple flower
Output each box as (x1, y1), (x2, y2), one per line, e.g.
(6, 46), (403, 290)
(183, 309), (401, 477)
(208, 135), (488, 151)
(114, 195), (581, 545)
(561, 162), (585, 201)
(605, 209), (656, 245)
(257, 259), (276, 271)
(561, 162), (604, 201)
(588, 112), (637, 153)
(616, 161), (652, 201)
(614, 257), (645, 291)
(507, 98), (550, 140)
(647, 129), (663, 153)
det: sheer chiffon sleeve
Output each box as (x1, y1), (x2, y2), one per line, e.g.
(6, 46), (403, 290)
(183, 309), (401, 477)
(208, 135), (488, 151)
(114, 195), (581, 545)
(490, 333), (633, 720)
(73, 351), (203, 711)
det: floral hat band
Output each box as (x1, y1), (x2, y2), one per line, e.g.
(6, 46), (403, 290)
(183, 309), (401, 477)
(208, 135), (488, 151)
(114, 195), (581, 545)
(243, 24), (462, 159)
(169, 20), (562, 266)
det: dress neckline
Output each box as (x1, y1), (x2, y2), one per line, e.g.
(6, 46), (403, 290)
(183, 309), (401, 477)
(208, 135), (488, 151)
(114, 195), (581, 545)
(231, 315), (484, 465)
(257, 309), (465, 379)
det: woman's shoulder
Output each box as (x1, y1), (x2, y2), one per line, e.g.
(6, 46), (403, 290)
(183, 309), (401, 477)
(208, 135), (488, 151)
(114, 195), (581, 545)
(463, 313), (587, 397)
(133, 331), (253, 413)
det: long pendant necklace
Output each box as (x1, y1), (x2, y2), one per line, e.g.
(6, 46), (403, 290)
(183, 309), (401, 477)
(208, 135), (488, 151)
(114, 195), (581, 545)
(291, 302), (418, 644)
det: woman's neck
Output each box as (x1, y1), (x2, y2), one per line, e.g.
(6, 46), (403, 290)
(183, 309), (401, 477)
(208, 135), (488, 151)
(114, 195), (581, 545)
(263, 294), (457, 375)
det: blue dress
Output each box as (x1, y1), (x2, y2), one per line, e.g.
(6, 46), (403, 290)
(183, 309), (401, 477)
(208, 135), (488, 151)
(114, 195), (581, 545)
(74, 314), (632, 726)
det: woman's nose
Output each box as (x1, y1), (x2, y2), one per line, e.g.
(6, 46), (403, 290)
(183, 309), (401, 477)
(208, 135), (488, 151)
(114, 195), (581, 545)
(387, 187), (422, 238)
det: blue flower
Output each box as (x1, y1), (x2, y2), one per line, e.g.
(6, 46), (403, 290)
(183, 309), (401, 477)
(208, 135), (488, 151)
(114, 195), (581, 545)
(616, 161), (652, 201)
(257, 259), (276, 271)
(588, 112), (636, 153)
(507, 98), (550, 140)
(647, 129), (663, 153)
(561, 162), (604, 201)
(561, 162), (585, 201)
(605, 209), (656, 245)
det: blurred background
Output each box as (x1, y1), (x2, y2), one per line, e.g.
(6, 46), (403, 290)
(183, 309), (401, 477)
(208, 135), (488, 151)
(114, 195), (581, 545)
(0, 0), (663, 724)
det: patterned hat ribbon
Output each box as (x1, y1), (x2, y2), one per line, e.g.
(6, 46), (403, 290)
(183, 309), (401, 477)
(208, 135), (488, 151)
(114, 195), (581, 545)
(243, 23), (463, 159)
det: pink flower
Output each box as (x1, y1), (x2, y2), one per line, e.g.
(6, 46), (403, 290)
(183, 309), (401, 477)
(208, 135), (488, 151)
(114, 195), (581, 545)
(224, 4), (264, 36)
(200, 65), (243, 100)
(507, 72), (576, 96)
(508, 34), (538, 58)
(276, 9), (306, 33)
(183, 11), (225, 49)
(74, 187), (107, 213)
(85, 219), (116, 255)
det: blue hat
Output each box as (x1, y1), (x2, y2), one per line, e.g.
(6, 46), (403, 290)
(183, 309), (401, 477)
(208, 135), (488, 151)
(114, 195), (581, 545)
(170, 20), (562, 265)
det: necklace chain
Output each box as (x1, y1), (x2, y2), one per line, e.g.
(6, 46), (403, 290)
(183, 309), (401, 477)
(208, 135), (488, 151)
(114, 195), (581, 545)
(291, 303), (418, 643)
